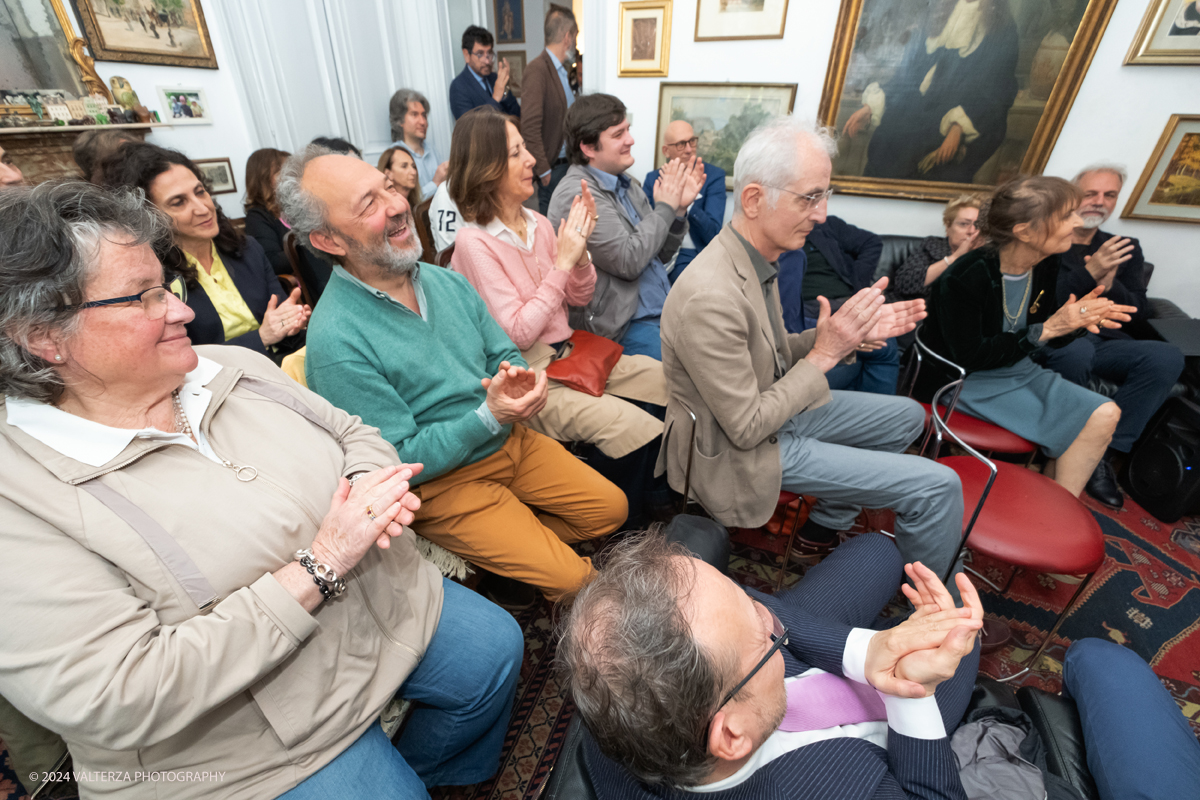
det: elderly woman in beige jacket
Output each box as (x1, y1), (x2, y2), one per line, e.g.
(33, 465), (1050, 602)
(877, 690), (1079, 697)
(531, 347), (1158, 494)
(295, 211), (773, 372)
(0, 181), (522, 800)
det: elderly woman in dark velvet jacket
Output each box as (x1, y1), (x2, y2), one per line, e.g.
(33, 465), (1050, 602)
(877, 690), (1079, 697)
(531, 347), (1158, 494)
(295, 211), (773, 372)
(919, 176), (1135, 506)
(101, 143), (309, 357)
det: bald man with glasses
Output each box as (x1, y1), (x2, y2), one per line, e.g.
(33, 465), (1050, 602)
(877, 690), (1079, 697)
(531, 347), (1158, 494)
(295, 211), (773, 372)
(642, 120), (727, 284)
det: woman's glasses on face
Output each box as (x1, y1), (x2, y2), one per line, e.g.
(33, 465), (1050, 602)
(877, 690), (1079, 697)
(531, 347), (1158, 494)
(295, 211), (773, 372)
(65, 277), (188, 321)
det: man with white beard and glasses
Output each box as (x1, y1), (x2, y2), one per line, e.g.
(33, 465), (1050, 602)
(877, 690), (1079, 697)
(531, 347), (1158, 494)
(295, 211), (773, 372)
(277, 145), (627, 608)
(1030, 164), (1184, 509)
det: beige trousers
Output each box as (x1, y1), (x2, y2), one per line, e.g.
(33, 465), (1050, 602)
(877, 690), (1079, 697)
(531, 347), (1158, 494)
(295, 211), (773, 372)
(521, 341), (666, 459)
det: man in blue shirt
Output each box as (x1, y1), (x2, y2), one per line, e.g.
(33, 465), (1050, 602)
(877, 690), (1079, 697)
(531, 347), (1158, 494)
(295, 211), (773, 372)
(547, 94), (704, 360)
(522, 6), (579, 214)
(643, 120), (727, 284)
(388, 88), (447, 200)
(448, 25), (521, 120)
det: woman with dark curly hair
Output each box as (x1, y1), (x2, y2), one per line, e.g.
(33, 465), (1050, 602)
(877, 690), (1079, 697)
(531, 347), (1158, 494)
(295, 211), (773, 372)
(100, 143), (309, 356)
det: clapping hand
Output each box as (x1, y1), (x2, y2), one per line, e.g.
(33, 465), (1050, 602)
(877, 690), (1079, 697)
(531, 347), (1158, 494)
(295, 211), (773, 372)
(494, 58), (511, 99)
(555, 181), (597, 270)
(1083, 236), (1134, 282)
(677, 156), (706, 211)
(1045, 285), (1137, 338)
(260, 287), (311, 346)
(310, 463), (425, 575)
(482, 360), (549, 424)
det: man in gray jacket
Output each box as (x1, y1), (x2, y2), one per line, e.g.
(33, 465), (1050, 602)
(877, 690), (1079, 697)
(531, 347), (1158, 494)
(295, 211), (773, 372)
(547, 93), (704, 360)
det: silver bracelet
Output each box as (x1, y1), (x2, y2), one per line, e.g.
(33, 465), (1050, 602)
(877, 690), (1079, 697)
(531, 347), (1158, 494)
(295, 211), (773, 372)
(347, 472), (365, 487)
(294, 548), (348, 600)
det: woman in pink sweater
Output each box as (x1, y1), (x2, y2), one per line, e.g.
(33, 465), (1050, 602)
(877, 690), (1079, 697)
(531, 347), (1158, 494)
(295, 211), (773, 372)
(449, 108), (665, 460)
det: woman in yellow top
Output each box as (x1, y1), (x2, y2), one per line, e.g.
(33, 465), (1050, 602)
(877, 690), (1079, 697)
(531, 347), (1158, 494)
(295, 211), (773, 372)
(100, 143), (310, 357)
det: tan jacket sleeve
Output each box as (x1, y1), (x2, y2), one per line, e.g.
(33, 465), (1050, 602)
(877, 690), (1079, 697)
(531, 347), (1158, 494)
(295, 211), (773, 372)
(520, 59), (553, 177)
(0, 500), (318, 750)
(676, 288), (830, 451)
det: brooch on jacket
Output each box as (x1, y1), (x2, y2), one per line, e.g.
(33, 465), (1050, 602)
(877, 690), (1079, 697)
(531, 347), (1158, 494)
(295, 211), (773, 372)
(1029, 290), (1044, 315)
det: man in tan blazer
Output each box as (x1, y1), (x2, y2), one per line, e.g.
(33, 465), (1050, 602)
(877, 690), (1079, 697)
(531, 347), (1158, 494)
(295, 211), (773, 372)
(522, 5), (578, 214)
(659, 116), (965, 588)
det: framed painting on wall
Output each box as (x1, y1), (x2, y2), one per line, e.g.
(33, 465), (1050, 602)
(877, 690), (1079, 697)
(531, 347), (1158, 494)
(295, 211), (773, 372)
(655, 82), (797, 190)
(498, 50), (527, 98)
(156, 86), (212, 125)
(618, 1), (672, 77)
(694, 0), (789, 41)
(195, 158), (237, 195)
(71, 0), (218, 69)
(818, 0), (1118, 202)
(1123, 115), (1200, 225)
(494, 0), (525, 45)
(1125, 0), (1200, 65)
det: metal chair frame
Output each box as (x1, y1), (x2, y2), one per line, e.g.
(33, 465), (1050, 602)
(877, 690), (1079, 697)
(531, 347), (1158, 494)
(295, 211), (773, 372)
(925, 378), (1101, 683)
(678, 403), (801, 591)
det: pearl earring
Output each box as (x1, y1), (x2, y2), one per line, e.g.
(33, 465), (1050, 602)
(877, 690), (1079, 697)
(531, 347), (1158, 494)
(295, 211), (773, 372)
(54, 354), (62, 362)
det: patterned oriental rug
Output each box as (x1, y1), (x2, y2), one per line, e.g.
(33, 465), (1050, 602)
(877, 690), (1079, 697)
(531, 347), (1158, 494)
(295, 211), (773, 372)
(3, 497), (1197, 800)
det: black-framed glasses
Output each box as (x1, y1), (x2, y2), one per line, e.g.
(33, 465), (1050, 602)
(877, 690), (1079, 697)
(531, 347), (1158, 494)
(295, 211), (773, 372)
(714, 601), (789, 713)
(64, 278), (187, 321)
(767, 185), (835, 212)
(666, 137), (700, 149)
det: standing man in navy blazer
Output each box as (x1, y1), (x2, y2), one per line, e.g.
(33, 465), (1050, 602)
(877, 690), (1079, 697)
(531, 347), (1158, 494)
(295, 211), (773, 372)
(560, 531), (984, 799)
(643, 120), (726, 284)
(449, 25), (521, 121)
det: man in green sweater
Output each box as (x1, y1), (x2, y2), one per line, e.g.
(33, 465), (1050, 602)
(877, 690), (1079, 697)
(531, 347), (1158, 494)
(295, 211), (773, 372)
(278, 146), (627, 603)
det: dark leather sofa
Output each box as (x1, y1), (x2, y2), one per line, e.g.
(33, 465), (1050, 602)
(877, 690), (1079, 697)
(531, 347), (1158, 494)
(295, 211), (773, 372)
(537, 678), (1100, 800)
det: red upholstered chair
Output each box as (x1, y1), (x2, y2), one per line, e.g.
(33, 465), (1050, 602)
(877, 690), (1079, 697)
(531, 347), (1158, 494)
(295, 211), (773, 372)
(678, 404), (802, 591)
(926, 379), (1106, 682)
(905, 329), (1037, 461)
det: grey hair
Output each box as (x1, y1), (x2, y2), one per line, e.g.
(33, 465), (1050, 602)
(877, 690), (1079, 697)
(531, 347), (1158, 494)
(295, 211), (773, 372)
(733, 116), (838, 215)
(545, 5), (577, 44)
(276, 143), (338, 264)
(389, 88), (430, 142)
(1072, 163), (1127, 187)
(0, 181), (169, 403)
(557, 532), (733, 788)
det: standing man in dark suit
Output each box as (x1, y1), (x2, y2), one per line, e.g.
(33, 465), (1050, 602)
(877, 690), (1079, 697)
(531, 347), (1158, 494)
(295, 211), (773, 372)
(522, 6), (578, 215)
(560, 529), (984, 799)
(642, 120), (726, 284)
(449, 25), (521, 121)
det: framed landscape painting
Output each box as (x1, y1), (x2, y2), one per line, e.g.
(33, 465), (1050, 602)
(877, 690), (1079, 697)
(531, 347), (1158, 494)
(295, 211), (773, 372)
(195, 158), (236, 195)
(818, 0), (1118, 202)
(71, 0), (217, 69)
(1125, 0), (1200, 65)
(1123, 115), (1200, 225)
(655, 82), (797, 190)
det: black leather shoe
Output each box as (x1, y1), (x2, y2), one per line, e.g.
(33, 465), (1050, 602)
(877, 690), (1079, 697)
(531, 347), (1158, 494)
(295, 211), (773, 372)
(1084, 457), (1124, 510)
(479, 571), (538, 612)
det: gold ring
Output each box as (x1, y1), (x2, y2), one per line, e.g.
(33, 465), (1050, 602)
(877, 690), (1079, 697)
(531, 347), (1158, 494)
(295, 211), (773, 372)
(366, 505), (377, 521)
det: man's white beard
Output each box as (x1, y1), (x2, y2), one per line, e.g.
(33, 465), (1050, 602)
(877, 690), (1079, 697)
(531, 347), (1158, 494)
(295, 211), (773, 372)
(1078, 208), (1108, 230)
(348, 212), (422, 276)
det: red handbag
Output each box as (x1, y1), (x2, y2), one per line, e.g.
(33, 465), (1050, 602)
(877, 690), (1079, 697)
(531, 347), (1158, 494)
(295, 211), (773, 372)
(544, 330), (623, 397)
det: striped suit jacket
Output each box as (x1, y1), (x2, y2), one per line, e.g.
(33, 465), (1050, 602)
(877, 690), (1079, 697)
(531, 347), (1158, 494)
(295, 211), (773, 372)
(582, 534), (976, 800)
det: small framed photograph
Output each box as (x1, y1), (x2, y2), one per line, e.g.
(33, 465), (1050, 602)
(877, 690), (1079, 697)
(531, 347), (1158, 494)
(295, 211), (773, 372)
(493, 0), (525, 44)
(195, 158), (237, 195)
(618, 0), (672, 77)
(156, 87), (211, 125)
(656, 82), (796, 190)
(1122, 115), (1200, 225)
(497, 50), (527, 98)
(1126, 0), (1200, 65)
(695, 0), (789, 41)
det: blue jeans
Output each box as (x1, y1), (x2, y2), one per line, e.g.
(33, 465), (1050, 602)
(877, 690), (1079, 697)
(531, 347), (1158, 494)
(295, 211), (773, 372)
(280, 579), (524, 799)
(825, 337), (900, 395)
(1033, 334), (1183, 452)
(619, 317), (662, 361)
(1063, 638), (1200, 800)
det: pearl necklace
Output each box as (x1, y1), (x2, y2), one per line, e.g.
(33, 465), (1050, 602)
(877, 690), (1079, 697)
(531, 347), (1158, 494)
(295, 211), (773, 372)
(170, 389), (194, 438)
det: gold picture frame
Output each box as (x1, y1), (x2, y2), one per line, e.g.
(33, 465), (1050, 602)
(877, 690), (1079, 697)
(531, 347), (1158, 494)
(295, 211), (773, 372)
(1125, 0), (1200, 65)
(71, 0), (218, 69)
(618, 0), (672, 78)
(694, 0), (789, 42)
(655, 82), (797, 190)
(817, 0), (1118, 203)
(497, 50), (527, 98)
(1122, 114), (1200, 225)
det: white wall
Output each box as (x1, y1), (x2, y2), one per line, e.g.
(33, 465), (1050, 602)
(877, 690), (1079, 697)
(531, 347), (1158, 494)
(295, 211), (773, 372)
(589, 0), (1200, 315)
(60, 0), (257, 219)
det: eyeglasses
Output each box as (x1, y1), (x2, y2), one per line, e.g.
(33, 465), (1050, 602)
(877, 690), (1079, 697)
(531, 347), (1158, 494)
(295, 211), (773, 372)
(714, 599), (789, 713)
(65, 277), (187, 320)
(952, 219), (980, 230)
(666, 137), (699, 149)
(767, 185), (835, 212)
(470, 49), (495, 61)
